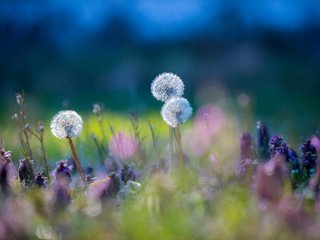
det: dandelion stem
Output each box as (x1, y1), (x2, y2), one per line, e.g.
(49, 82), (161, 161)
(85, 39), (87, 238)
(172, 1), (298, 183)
(175, 126), (184, 168)
(169, 126), (174, 171)
(19, 92), (33, 159)
(67, 137), (86, 186)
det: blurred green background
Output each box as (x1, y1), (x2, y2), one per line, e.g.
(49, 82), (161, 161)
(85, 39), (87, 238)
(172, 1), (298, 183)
(0, 0), (320, 134)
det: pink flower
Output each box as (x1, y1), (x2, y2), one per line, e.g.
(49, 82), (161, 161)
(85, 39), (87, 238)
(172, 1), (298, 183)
(182, 105), (225, 157)
(109, 132), (138, 161)
(194, 104), (225, 137)
(311, 135), (320, 153)
(182, 128), (211, 157)
(253, 154), (288, 205)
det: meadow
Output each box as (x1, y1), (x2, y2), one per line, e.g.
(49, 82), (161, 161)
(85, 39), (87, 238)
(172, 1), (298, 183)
(1, 1), (320, 239)
(0, 76), (320, 240)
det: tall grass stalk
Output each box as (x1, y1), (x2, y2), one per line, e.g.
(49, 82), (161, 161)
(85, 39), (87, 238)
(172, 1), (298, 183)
(27, 122), (50, 179)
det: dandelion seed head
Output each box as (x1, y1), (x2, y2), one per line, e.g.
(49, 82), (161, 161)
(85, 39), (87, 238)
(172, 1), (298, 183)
(50, 110), (83, 139)
(93, 103), (102, 114)
(161, 97), (192, 128)
(151, 72), (184, 102)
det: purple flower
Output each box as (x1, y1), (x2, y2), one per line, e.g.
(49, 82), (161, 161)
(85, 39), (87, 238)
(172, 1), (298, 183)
(54, 181), (71, 209)
(0, 149), (15, 193)
(54, 160), (72, 183)
(269, 135), (289, 158)
(311, 135), (320, 153)
(121, 165), (137, 183)
(302, 140), (317, 177)
(18, 159), (35, 187)
(0, 162), (10, 194)
(0, 148), (12, 162)
(89, 173), (123, 200)
(254, 154), (289, 205)
(287, 148), (300, 169)
(52, 162), (72, 209)
(35, 172), (46, 188)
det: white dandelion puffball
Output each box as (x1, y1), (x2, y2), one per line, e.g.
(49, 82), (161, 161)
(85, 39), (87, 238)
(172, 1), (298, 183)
(151, 72), (184, 102)
(161, 97), (192, 128)
(51, 110), (83, 139)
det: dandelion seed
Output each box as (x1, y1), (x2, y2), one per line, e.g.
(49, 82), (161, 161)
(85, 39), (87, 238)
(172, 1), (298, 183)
(151, 72), (184, 102)
(161, 97), (192, 128)
(50, 110), (83, 139)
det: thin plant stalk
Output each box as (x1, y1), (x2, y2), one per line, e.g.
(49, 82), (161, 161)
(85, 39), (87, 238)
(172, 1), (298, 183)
(15, 92), (33, 159)
(67, 137), (87, 186)
(175, 126), (184, 168)
(148, 120), (157, 151)
(109, 121), (116, 137)
(40, 139), (50, 179)
(98, 118), (107, 150)
(130, 112), (146, 163)
(91, 135), (106, 168)
(95, 109), (107, 156)
(27, 125), (50, 179)
(169, 126), (174, 171)
(93, 104), (106, 141)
